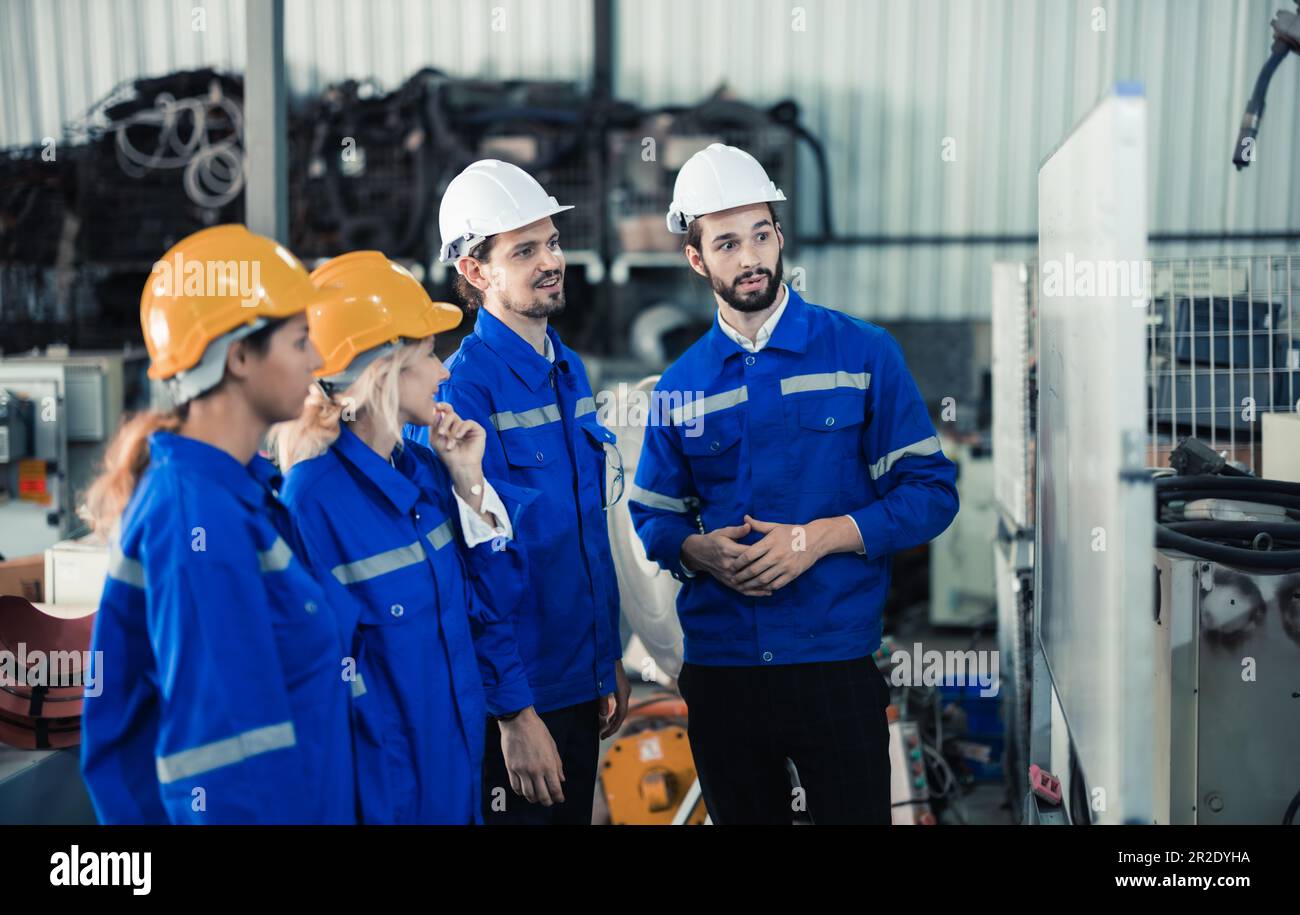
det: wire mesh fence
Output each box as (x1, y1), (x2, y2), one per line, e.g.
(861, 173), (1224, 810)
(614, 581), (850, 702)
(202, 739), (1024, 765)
(1146, 255), (1299, 474)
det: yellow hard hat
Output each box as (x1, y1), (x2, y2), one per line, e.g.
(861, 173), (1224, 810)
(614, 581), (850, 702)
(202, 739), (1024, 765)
(307, 251), (462, 381)
(141, 224), (320, 380)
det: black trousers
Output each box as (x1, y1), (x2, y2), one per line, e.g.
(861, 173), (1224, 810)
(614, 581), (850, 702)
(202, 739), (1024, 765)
(480, 699), (600, 825)
(677, 656), (893, 825)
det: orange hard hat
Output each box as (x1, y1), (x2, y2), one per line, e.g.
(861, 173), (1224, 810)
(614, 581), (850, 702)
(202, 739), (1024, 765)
(307, 251), (462, 380)
(141, 224), (321, 380)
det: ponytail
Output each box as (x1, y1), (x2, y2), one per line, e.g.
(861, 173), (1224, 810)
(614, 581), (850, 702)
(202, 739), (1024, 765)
(79, 407), (187, 534)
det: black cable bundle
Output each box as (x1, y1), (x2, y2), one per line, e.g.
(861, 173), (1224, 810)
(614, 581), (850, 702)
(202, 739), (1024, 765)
(291, 73), (436, 260)
(70, 68), (246, 264)
(1156, 475), (1300, 570)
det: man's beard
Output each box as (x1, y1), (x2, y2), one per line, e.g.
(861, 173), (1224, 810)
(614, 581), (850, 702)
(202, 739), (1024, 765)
(707, 253), (784, 313)
(505, 271), (566, 319)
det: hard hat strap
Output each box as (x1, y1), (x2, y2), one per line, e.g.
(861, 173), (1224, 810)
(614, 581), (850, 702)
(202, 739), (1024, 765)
(318, 340), (403, 393)
(165, 319), (269, 406)
(443, 232), (487, 270)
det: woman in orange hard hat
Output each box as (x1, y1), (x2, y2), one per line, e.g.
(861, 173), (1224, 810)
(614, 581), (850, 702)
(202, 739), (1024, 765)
(269, 251), (535, 824)
(79, 225), (359, 824)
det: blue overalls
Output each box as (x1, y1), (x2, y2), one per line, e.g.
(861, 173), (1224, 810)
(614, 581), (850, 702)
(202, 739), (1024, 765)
(629, 287), (960, 666)
(81, 432), (358, 824)
(280, 425), (535, 824)
(406, 307), (622, 714)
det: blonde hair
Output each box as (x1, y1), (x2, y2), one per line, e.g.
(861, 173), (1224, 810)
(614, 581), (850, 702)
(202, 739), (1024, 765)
(269, 341), (427, 471)
(80, 407), (187, 534)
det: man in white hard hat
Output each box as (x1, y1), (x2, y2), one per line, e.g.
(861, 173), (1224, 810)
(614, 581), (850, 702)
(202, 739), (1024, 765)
(406, 159), (630, 825)
(629, 143), (959, 824)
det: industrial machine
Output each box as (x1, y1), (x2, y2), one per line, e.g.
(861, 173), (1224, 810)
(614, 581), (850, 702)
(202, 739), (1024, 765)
(599, 693), (705, 826)
(929, 439), (996, 628)
(0, 347), (149, 560)
(1152, 554), (1300, 823)
(1023, 81), (1300, 824)
(990, 261), (1036, 820)
(887, 708), (936, 826)
(1151, 465), (1300, 824)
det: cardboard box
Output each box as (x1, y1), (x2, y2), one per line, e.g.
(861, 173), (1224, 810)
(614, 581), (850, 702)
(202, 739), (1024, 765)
(0, 554), (44, 602)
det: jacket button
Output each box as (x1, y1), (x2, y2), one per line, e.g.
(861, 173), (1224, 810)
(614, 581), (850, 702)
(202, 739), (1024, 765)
(825, 416), (835, 427)
(535, 451), (544, 462)
(390, 604), (405, 618)
(744, 355), (756, 366)
(709, 441), (720, 452)
(762, 651), (773, 662)
(597, 680), (604, 690)
(304, 600), (318, 614)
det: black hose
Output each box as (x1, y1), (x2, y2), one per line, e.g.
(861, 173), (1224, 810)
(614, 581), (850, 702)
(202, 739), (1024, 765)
(1234, 39), (1289, 170)
(1155, 475), (1300, 567)
(1155, 475), (1300, 497)
(1156, 525), (1300, 569)
(1156, 476), (1300, 513)
(788, 121), (834, 241)
(1164, 521), (1300, 541)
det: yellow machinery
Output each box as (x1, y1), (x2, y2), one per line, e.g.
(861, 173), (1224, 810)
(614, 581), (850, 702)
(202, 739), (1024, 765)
(600, 693), (706, 825)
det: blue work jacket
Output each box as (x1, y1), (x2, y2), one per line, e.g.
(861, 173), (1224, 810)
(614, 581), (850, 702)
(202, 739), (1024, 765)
(281, 425), (533, 823)
(406, 307), (622, 714)
(629, 287), (959, 667)
(81, 432), (358, 824)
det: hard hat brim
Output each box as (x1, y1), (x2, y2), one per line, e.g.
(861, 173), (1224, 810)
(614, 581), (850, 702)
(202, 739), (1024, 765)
(438, 204), (575, 264)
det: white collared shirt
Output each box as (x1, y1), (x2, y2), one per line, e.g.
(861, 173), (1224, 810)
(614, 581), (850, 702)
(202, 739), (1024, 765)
(452, 482), (512, 547)
(715, 282), (790, 352)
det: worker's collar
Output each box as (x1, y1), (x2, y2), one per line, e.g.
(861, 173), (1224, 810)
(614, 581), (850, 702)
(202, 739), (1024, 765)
(247, 453), (284, 498)
(715, 282), (789, 352)
(147, 431), (268, 511)
(708, 282), (809, 359)
(330, 423), (420, 515)
(474, 306), (564, 392)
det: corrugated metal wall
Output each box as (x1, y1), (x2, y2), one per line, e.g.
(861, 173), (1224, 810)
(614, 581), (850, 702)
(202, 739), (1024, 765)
(4, 0), (1299, 318)
(620, 0), (1300, 318)
(0, 0), (592, 143)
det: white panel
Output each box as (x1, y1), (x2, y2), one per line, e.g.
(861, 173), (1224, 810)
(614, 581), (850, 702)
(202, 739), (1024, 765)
(1037, 87), (1156, 823)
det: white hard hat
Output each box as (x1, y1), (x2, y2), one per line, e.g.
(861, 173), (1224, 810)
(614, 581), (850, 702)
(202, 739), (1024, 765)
(438, 159), (574, 269)
(666, 143), (786, 234)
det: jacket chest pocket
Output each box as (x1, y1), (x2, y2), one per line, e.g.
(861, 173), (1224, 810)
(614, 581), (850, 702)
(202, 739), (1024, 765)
(343, 553), (436, 631)
(499, 425), (563, 476)
(681, 412), (744, 489)
(789, 392), (867, 492)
